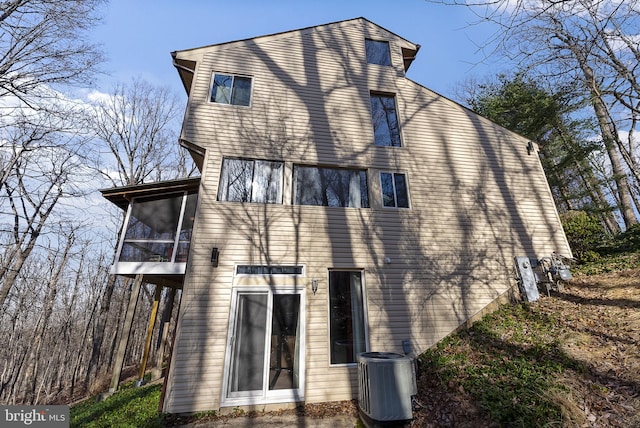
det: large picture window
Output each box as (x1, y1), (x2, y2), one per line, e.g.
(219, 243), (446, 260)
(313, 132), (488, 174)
(218, 158), (283, 204)
(365, 39), (391, 66)
(293, 166), (369, 208)
(370, 93), (401, 147)
(380, 172), (409, 208)
(210, 73), (252, 106)
(329, 271), (366, 365)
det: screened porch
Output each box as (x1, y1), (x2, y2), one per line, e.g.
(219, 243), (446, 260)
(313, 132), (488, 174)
(101, 177), (200, 288)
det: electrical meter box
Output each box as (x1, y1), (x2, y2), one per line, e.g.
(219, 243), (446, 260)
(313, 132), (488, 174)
(515, 256), (540, 302)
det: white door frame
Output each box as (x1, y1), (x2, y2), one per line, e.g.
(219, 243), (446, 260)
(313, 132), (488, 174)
(221, 286), (306, 407)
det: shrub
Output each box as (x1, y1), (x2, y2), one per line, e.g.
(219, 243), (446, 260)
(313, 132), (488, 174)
(560, 211), (605, 261)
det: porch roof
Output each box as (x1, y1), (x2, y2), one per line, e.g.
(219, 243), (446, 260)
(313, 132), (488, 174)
(100, 177), (201, 210)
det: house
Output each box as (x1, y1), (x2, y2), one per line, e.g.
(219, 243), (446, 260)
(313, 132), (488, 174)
(102, 17), (571, 414)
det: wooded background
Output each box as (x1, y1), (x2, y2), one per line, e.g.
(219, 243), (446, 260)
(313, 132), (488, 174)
(1, 0), (639, 405)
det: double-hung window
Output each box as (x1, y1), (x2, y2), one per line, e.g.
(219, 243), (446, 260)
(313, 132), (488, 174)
(210, 73), (252, 106)
(370, 93), (401, 147)
(293, 166), (369, 208)
(218, 158), (283, 203)
(380, 172), (409, 208)
(365, 39), (391, 66)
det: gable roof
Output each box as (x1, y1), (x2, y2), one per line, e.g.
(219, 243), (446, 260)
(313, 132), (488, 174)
(171, 17), (420, 94)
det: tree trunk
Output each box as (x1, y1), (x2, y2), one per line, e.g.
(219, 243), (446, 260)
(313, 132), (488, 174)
(578, 58), (638, 228)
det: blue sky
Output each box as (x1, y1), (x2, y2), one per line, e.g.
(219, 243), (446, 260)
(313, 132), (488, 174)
(90, 0), (505, 101)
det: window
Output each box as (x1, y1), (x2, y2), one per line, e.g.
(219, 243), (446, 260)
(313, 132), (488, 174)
(329, 271), (366, 364)
(118, 192), (197, 263)
(365, 39), (391, 66)
(370, 93), (401, 147)
(210, 73), (252, 106)
(236, 265), (304, 275)
(380, 172), (409, 208)
(218, 158), (283, 203)
(293, 166), (369, 208)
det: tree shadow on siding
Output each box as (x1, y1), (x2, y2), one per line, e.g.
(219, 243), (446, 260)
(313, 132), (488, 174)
(172, 19), (570, 425)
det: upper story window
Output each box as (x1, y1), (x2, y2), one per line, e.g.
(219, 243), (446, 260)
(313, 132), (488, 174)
(119, 192), (197, 263)
(210, 73), (252, 106)
(294, 165), (369, 208)
(218, 158), (283, 203)
(380, 172), (409, 208)
(370, 93), (401, 147)
(365, 39), (391, 66)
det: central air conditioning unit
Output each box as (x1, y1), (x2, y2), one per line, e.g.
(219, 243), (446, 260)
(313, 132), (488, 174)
(358, 352), (417, 424)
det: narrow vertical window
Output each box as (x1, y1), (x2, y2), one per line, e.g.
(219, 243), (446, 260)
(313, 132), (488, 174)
(370, 93), (401, 147)
(329, 271), (366, 364)
(210, 73), (252, 106)
(365, 39), (391, 66)
(381, 172), (409, 208)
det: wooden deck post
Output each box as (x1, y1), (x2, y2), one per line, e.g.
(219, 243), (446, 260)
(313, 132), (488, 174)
(138, 284), (162, 383)
(108, 274), (143, 393)
(152, 287), (175, 381)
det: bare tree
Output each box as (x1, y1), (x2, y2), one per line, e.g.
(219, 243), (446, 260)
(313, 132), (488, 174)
(89, 78), (188, 187)
(0, 125), (90, 307)
(19, 225), (75, 404)
(0, 0), (104, 109)
(0, 0), (105, 308)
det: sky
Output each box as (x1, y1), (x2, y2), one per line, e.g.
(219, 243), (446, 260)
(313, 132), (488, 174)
(88, 0), (507, 102)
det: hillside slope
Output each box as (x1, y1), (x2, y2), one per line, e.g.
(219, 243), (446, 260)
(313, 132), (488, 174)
(416, 268), (640, 427)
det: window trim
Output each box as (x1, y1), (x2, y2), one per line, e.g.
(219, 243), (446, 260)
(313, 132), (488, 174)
(369, 92), (402, 147)
(221, 286), (306, 407)
(365, 38), (392, 66)
(380, 171), (410, 209)
(234, 265), (306, 277)
(327, 269), (369, 367)
(209, 72), (253, 107)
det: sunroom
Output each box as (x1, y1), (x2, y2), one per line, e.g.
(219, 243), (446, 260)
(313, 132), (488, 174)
(101, 177), (200, 289)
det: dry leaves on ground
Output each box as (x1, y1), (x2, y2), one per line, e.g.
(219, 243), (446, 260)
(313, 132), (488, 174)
(412, 268), (640, 427)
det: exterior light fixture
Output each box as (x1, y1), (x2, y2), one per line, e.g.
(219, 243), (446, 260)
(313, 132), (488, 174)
(311, 278), (318, 295)
(527, 141), (535, 155)
(210, 247), (219, 267)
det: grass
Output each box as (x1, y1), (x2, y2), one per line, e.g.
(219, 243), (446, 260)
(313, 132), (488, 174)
(70, 382), (164, 428)
(416, 232), (640, 426)
(418, 303), (583, 426)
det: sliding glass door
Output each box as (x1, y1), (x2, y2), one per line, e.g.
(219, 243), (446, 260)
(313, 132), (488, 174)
(224, 289), (304, 404)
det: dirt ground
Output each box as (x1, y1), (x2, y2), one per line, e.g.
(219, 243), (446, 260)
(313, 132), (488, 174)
(411, 268), (640, 427)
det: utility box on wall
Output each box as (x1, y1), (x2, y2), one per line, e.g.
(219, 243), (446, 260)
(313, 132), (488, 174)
(515, 256), (540, 302)
(358, 352), (416, 423)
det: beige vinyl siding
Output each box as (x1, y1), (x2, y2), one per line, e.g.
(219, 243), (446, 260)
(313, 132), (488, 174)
(162, 18), (570, 413)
